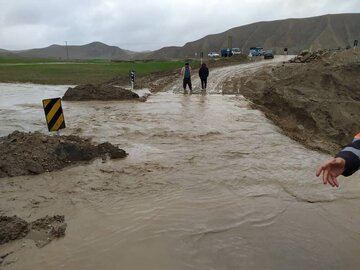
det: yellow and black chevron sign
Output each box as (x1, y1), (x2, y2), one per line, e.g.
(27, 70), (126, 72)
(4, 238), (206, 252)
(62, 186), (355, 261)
(42, 98), (66, 132)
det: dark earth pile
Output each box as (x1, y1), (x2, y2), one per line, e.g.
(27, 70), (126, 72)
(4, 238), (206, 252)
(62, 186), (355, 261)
(0, 216), (29, 244)
(0, 215), (66, 247)
(0, 131), (127, 178)
(63, 84), (139, 101)
(289, 49), (331, 63)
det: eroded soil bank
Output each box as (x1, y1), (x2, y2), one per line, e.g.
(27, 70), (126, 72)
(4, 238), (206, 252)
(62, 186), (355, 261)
(223, 49), (360, 153)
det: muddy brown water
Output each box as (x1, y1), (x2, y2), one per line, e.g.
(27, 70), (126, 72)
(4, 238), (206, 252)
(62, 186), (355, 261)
(1, 58), (360, 270)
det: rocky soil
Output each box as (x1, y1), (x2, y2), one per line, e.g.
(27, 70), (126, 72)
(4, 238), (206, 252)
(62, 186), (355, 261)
(0, 215), (66, 247)
(0, 131), (127, 178)
(289, 49), (331, 63)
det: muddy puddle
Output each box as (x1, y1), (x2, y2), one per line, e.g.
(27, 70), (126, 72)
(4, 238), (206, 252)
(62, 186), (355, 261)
(1, 59), (360, 270)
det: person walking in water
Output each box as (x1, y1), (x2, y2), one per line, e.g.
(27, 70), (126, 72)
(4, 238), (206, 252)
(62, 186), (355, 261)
(198, 63), (209, 93)
(316, 133), (360, 187)
(181, 62), (192, 94)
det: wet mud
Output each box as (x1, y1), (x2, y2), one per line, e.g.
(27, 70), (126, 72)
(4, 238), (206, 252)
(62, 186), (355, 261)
(223, 49), (360, 153)
(0, 131), (127, 178)
(0, 215), (66, 247)
(63, 84), (140, 101)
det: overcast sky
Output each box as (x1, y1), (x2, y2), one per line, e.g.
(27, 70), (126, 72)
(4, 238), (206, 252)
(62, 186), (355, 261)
(0, 0), (359, 51)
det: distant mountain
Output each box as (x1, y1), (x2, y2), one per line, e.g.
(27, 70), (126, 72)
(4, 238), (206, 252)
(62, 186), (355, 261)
(0, 48), (19, 58)
(144, 13), (360, 59)
(1, 13), (359, 60)
(3, 42), (134, 60)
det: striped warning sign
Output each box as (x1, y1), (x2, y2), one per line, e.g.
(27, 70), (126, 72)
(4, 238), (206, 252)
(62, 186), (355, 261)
(42, 98), (66, 132)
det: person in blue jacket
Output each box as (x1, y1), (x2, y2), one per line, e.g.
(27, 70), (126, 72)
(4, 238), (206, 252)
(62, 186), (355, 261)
(316, 133), (360, 187)
(181, 63), (192, 94)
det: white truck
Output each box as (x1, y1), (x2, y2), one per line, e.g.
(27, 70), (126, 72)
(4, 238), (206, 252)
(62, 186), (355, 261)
(231, 48), (241, 55)
(208, 52), (220, 57)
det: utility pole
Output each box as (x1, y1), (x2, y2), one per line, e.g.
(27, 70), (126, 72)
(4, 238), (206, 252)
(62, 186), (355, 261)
(65, 41), (69, 60)
(228, 35), (233, 50)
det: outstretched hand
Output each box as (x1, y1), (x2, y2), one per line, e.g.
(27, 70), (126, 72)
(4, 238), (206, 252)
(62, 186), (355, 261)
(316, 157), (346, 187)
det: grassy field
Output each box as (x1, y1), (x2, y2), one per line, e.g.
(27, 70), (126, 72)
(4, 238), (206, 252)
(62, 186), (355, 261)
(0, 58), (198, 85)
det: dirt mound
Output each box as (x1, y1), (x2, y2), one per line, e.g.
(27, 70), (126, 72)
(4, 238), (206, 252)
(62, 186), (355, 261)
(63, 84), (139, 101)
(0, 215), (66, 247)
(289, 49), (331, 63)
(223, 49), (360, 153)
(0, 131), (127, 178)
(0, 216), (29, 244)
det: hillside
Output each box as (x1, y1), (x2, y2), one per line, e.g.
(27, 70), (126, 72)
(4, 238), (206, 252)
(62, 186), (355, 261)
(1, 13), (359, 60)
(145, 13), (360, 59)
(0, 49), (19, 58)
(7, 42), (133, 60)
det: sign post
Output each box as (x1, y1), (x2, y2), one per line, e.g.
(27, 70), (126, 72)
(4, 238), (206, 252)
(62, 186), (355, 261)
(129, 70), (136, 90)
(42, 97), (66, 133)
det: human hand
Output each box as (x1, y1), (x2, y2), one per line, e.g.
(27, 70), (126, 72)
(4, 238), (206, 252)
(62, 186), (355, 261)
(315, 157), (346, 187)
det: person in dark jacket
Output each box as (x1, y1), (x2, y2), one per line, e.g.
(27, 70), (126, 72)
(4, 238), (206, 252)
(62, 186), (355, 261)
(316, 133), (360, 187)
(198, 63), (209, 92)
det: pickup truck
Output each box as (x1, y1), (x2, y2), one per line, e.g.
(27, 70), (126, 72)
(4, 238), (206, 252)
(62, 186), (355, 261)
(249, 47), (265, 56)
(208, 52), (220, 57)
(231, 48), (241, 54)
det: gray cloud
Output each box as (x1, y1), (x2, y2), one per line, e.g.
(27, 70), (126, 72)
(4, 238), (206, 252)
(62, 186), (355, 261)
(0, 0), (359, 51)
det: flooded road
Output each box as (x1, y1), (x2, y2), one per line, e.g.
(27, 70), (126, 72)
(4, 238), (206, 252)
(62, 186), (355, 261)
(1, 59), (360, 270)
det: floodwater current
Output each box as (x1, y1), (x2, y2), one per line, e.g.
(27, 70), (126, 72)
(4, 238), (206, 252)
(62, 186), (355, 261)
(1, 59), (360, 270)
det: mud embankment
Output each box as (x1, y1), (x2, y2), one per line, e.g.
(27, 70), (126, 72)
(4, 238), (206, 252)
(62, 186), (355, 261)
(0, 131), (127, 178)
(63, 84), (140, 101)
(223, 49), (360, 153)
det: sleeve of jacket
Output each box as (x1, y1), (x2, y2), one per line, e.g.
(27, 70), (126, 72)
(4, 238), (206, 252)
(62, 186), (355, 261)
(335, 133), (360, 176)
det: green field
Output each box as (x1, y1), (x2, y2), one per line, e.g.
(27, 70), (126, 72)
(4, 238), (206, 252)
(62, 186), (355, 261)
(0, 58), (198, 85)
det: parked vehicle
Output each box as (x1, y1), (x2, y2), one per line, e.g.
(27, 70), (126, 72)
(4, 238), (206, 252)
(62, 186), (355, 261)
(220, 48), (233, 57)
(250, 47), (265, 56)
(208, 52), (220, 57)
(231, 48), (241, 54)
(263, 50), (274, 59)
